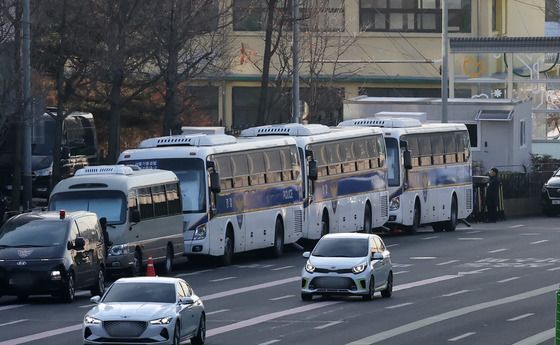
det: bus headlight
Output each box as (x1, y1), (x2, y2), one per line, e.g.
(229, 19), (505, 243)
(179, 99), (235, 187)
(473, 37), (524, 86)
(194, 224), (207, 240)
(389, 196), (400, 211)
(109, 244), (129, 256)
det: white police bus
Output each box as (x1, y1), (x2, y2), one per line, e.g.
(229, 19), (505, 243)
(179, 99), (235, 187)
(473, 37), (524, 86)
(240, 124), (389, 240)
(49, 165), (184, 276)
(118, 134), (304, 265)
(339, 117), (473, 233)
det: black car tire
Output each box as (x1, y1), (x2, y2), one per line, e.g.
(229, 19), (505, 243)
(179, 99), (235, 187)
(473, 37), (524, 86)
(172, 322), (180, 345)
(191, 315), (206, 345)
(381, 272), (393, 298)
(90, 268), (105, 297)
(301, 293), (312, 301)
(363, 277), (375, 301)
(60, 273), (75, 303)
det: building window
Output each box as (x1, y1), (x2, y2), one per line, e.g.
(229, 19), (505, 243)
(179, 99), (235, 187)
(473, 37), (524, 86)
(520, 120), (526, 147)
(492, 0), (497, 31)
(465, 123), (478, 149)
(233, 0), (268, 31)
(359, 0), (471, 33)
(300, 0), (345, 32)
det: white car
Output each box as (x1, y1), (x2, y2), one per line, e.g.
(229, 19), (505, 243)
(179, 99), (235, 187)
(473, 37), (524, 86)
(83, 277), (205, 345)
(301, 233), (393, 301)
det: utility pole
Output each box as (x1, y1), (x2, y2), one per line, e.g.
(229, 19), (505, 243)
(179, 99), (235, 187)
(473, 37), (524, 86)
(22, 0), (32, 210)
(291, 0), (300, 123)
(441, 0), (449, 123)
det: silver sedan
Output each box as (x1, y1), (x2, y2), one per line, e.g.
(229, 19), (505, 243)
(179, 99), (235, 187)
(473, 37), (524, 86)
(83, 277), (205, 345)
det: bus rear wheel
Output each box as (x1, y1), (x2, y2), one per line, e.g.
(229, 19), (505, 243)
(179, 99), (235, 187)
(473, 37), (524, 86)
(363, 203), (372, 234)
(321, 211), (329, 237)
(406, 201), (420, 234)
(443, 197), (458, 232)
(221, 229), (234, 266)
(271, 218), (284, 258)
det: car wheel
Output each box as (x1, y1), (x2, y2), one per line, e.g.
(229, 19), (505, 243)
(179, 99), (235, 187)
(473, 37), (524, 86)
(162, 244), (173, 276)
(362, 277), (375, 301)
(61, 273), (75, 303)
(271, 218), (284, 258)
(363, 203), (372, 234)
(381, 272), (393, 298)
(191, 315), (206, 345)
(172, 322), (180, 345)
(90, 268), (105, 297)
(221, 230), (234, 266)
(301, 293), (312, 301)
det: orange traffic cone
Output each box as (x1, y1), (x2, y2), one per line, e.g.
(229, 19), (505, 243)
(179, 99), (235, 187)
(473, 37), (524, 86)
(146, 256), (156, 277)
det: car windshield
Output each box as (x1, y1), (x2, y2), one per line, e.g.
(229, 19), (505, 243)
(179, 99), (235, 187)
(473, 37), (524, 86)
(119, 158), (206, 213)
(49, 190), (126, 225)
(0, 218), (68, 247)
(102, 282), (176, 303)
(385, 138), (400, 187)
(312, 237), (369, 258)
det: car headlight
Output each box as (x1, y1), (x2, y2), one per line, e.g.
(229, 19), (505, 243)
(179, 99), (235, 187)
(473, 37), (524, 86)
(150, 316), (173, 325)
(193, 224), (207, 240)
(352, 262), (367, 274)
(50, 270), (61, 280)
(389, 196), (400, 211)
(108, 244), (129, 256)
(542, 185), (548, 193)
(84, 315), (102, 325)
(305, 261), (315, 273)
(33, 166), (53, 177)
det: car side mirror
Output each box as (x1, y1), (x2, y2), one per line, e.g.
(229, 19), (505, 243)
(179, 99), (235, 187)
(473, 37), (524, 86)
(372, 252), (383, 260)
(73, 237), (85, 250)
(302, 251), (311, 258)
(179, 296), (194, 305)
(403, 150), (412, 170)
(130, 209), (140, 223)
(308, 160), (318, 181)
(90, 296), (101, 304)
(210, 171), (221, 194)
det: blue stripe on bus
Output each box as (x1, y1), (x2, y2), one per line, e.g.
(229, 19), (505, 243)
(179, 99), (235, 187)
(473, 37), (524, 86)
(313, 171), (387, 203)
(406, 165), (472, 190)
(215, 185), (302, 215)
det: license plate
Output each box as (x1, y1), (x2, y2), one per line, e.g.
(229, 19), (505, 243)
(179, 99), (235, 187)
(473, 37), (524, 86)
(552, 200), (560, 205)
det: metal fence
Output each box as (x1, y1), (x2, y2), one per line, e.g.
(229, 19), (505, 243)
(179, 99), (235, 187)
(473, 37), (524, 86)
(499, 172), (550, 199)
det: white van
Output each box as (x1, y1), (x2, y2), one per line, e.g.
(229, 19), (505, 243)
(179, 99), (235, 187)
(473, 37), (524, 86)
(49, 165), (184, 276)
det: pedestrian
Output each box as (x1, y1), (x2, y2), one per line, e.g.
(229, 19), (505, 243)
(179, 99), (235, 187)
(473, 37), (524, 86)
(99, 217), (111, 256)
(486, 167), (501, 223)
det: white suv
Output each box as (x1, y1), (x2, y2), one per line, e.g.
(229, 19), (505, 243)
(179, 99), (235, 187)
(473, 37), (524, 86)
(301, 233), (393, 301)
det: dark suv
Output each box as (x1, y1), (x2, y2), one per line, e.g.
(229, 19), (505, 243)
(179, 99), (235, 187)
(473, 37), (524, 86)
(542, 168), (560, 216)
(0, 211), (106, 302)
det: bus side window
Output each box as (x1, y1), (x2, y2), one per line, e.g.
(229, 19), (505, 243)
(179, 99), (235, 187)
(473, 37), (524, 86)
(405, 135), (420, 168)
(232, 155), (249, 188)
(289, 147), (300, 180)
(430, 134), (445, 166)
(340, 140), (356, 173)
(353, 139), (369, 171)
(377, 136), (386, 168)
(418, 135), (432, 167)
(248, 151), (266, 186)
(138, 187), (154, 220)
(264, 149), (282, 183)
(128, 190), (139, 219)
(213, 155), (233, 190)
(456, 132), (466, 163)
(152, 185), (168, 217)
(165, 183), (181, 215)
(443, 133), (457, 164)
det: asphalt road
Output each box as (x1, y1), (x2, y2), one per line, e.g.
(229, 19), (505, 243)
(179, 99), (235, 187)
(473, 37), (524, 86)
(0, 217), (558, 345)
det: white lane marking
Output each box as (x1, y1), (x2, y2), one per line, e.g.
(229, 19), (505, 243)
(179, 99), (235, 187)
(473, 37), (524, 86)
(507, 313), (534, 322)
(437, 260), (459, 266)
(210, 277), (236, 283)
(0, 320), (27, 327)
(385, 302), (413, 309)
(410, 257), (437, 260)
(422, 236), (439, 240)
(314, 321), (343, 330)
(497, 277), (520, 283)
(547, 267), (560, 271)
(511, 328), (555, 345)
(201, 276), (300, 301)
(458, 237), (483, 240)
(386, 244), (399, 248)
(269, 295), (295, 301)
(520, 233), (540, 236)
(207, 274), (461, 338)
(458, 268), (492, 275)
(257, 340), (281, 345)
(345, 284), (559, 345)
(509, 224), (525, 229)
(448, 332), (476, 342)
(466, 230), (481, 234)
(0, 305), (26, 312)
(79, 304), (95, 309)
(531, 240), (549, 245)
(0, 324), (82, 345)
(441, 290), (470, 297)
(206, 309), (230, 316)
(489, 248), (507, 253)
(393, 271), (409, 275)
(271, 266), (294, 271)
(176, 269), (213, 277)
(261, 265), (275, 268)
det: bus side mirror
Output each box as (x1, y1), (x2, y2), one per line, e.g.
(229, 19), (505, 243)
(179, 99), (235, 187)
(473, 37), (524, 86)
(308, 160), (318, 181)
(130, 209), (141, 223)
(403, 150), (413, 170)
(210, 171), (221, 194)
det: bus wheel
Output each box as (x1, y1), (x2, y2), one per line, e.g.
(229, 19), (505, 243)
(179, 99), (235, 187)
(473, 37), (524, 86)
(321, 211), (329, 237)
(444, 197), (458, 232)
(131, 249), (142, 276)
(161, 244), (173, 276)
(221, 229), (234, 266)
(363, 203), (372, 234)
(271, 218), (284, 258)
(406, 201), (420, 234)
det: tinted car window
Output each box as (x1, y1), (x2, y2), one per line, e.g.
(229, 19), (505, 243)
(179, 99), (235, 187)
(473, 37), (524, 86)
(102, 283), (176, 303)
(374, 237), (385, 252)
(0, 219), (69, 247)
(180, 282), (192, 297)
(312, 237), (369, 258)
